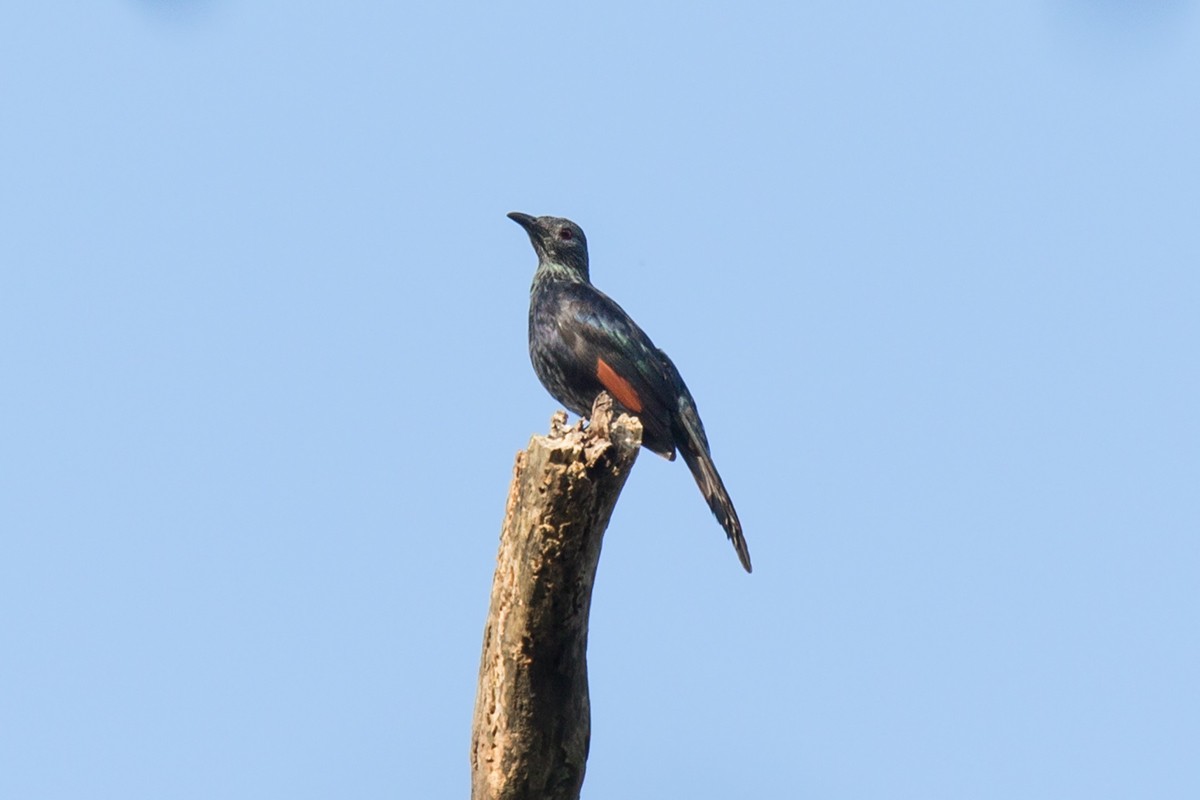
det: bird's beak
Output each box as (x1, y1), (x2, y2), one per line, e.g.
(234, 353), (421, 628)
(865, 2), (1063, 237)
(507, 211), (537, 233)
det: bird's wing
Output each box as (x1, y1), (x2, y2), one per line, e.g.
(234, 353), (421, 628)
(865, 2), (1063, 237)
(557, 283), (679, 458)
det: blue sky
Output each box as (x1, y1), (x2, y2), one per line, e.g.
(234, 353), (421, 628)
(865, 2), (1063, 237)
(2, 2), (1197, 798)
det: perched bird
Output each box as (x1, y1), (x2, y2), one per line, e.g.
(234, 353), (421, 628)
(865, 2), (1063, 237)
(508, 212), (752, 573)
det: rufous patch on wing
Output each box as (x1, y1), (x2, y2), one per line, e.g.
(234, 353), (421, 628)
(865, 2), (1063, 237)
(596, 357), (643, 413)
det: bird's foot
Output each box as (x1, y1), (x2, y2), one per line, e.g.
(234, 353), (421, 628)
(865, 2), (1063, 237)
(587, 391), (614, 440)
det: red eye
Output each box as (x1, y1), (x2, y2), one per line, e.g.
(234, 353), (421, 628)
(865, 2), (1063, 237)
(558, 228), (573, 241)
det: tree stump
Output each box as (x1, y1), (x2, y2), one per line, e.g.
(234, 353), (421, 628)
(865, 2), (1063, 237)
(470, 394), (642, 800)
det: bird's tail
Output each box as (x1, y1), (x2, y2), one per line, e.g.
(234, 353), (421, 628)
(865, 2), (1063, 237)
(672, 385), (752, 573)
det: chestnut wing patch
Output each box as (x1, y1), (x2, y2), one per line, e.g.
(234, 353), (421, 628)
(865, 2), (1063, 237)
(596, 357), (643, 413)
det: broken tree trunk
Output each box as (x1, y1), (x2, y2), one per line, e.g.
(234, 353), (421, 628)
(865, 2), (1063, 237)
(470, 393), (643, 800)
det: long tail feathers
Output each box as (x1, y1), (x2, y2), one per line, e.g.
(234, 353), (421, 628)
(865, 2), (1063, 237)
(674, 394), (752, 573)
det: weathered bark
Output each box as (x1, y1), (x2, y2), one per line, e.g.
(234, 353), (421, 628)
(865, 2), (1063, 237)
(470, 394), (643, 800)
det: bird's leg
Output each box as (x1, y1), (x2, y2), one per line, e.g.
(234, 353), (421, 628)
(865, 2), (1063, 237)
(588, 391), (614, 440)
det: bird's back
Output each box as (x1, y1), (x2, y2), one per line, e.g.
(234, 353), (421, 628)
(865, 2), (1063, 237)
(528, 275), (679, 458)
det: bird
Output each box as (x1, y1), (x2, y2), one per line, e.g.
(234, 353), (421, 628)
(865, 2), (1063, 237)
(508, 212), (752, 573)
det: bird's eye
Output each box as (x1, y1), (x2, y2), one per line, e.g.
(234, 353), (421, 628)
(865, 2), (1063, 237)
(558, 228), (573, 241)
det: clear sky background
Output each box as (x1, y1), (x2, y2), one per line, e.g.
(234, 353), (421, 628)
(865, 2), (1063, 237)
(2, 2), (1197, 798)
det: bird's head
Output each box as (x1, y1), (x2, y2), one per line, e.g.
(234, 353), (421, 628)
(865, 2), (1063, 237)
(507, 212), (589, 279)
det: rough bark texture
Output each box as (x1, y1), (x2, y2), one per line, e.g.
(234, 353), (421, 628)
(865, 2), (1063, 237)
(470, 394), (642, 800)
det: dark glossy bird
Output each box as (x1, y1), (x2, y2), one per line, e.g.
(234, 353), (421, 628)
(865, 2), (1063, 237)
(508, 212), (752, 573)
